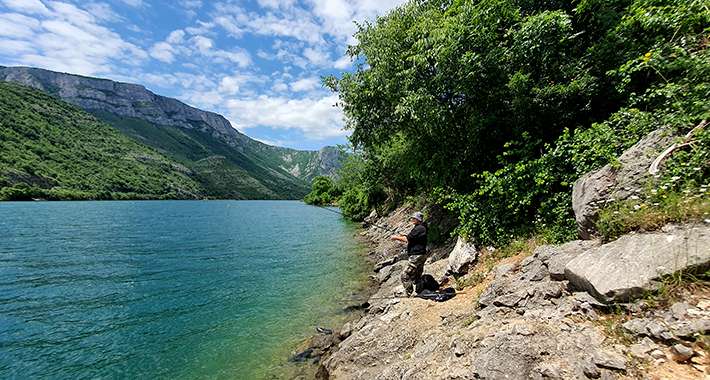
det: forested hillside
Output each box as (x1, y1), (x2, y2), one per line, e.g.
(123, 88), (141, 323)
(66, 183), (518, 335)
(317, 0), (709, 245)
(0, 66), (345, 200)
(0, 82), (203, 200)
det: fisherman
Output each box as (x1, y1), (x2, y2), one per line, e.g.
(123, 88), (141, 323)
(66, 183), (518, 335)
(390, 211), (428, 296)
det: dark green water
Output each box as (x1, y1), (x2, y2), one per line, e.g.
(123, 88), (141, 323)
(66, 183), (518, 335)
(0, 201), (369, 379)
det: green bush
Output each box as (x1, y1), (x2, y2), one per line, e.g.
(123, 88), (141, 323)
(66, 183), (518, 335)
(304, 176), (338, 205)
(330, 0), (710, 246)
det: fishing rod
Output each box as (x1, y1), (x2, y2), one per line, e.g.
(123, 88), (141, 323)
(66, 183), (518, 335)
(311, 204), (401, 234)
(364, 291), (467, 301)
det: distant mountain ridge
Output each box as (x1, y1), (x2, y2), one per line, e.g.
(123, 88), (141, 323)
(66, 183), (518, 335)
(0, 65), (344, 199)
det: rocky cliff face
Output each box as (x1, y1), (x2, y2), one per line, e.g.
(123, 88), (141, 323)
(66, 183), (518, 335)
(0, 66), (344, 187)
(0, 66), (245, 144)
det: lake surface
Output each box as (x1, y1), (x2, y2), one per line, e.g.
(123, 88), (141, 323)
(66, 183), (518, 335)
(0, 201), (369, 379)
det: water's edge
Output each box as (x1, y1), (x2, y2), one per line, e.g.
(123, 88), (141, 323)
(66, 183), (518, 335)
(287, 231), (378, 378)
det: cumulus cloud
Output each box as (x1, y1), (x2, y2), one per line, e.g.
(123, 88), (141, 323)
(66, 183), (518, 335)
(290, 77), (320, 92)
(149, 41), (175, 63)
(0, 1), (147, 76)
(225, 94), (345, 139)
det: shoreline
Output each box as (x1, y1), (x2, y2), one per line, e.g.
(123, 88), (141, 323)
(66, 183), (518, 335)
(287, 224), (381, 377)
(298, 205), (710, 379)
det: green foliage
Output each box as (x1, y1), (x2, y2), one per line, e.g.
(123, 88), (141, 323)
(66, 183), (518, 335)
(0, 82), (203, 201)
(597, 191), (709, 241)
(93, 111), (312, 199)
(304, 176), (338, 205)
(331, 154), (387, 220)
(331, 0), (710, 246)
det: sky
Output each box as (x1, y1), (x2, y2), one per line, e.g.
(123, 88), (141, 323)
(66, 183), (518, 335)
(0, 0), (407, 150)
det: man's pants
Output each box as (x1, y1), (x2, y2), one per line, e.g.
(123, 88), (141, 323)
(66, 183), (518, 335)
(401, 254), (427, 295)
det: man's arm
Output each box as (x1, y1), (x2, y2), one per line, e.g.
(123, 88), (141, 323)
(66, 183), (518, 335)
(390, 234), (408, 243)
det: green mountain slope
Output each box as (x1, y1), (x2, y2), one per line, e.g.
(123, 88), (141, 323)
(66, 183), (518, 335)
(92, 111), (307, 199)
(0, 82), (203, 200)
(0, 66), (345, 199)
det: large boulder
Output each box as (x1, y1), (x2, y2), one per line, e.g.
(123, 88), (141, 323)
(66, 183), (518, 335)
(534, 240), (600, 280)
(564, 224), (710, 303)
(572, 128), (676, 239)
(446, 236), (478, 276)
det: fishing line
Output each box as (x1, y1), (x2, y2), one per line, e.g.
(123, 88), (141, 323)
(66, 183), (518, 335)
(365, 292), (467, 301)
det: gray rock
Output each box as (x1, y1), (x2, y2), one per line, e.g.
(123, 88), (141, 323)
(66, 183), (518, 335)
(564, 225), (710, 303)
(446, 236), (478, 276)
(494, 263), (516, 279)
(573, 292), (607, 309)
(339, 322), (353, 340)
(532, 362), (563, 379)
(622, 318), (649, 336)
(670, 319), (710, 338)
(593, 351), (627, 370)
(670, 343), (694, 362)
(523, 259), (549, 282)
(649, 349), (666, 360)
(580, 359), (601, 378)
(670, 302), (690, 320)
(493, 291), (526, 308)
(629, 337), (658, 359)
(572, 128), (676, 238)
(535, 240), (600, 280)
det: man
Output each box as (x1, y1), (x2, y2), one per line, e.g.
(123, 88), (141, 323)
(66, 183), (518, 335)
(391, 211), (428, 296)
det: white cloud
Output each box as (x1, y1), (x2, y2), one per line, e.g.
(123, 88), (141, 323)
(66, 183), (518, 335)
(225, 94), (345, 139)
(272, 80), (288, 92)
(0, 13), (41, 38)
(333, 54), (352, 69)
(0, 2), (147, 76)
(212, 49), (251, 67)
(308, 0), (407, 44)
(179, 0), (202, 9)
(218, 73), (264, 94)
(0, 39), (34, 54)
(166, 29), (185, 43)
(119, 0), (143, 7)
(256, 0), (296, 10)
(84, 2), (122, 22)
(149, 41), (175, 63)
(290, 76), (320, 92)
(192, 35), (213, 52)
(212, 4), (323, 44)
(1, 0), (50, 15)
(302, 46), (330, 66)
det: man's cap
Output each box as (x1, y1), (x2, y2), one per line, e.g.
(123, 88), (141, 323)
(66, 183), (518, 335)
(410, 211), (424, 222)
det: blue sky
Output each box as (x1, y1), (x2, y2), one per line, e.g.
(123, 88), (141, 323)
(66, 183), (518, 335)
(0, 0), (407, 150)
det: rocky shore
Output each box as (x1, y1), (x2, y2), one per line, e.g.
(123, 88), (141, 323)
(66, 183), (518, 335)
(294, 126), (709, 380)
(304, 214), (708, 379)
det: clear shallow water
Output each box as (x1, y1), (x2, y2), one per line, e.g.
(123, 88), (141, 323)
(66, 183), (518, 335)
(0, 201), (369, 379)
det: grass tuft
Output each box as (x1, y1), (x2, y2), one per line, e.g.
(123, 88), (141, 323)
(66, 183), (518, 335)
(596, 191), (709, 241)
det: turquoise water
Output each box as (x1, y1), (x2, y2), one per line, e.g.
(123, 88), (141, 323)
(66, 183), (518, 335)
(0, 201), (369, 379)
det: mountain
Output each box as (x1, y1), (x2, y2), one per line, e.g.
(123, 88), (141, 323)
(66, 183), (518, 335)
(0, 81), (203, 200)
(0, 66), (344, 199)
